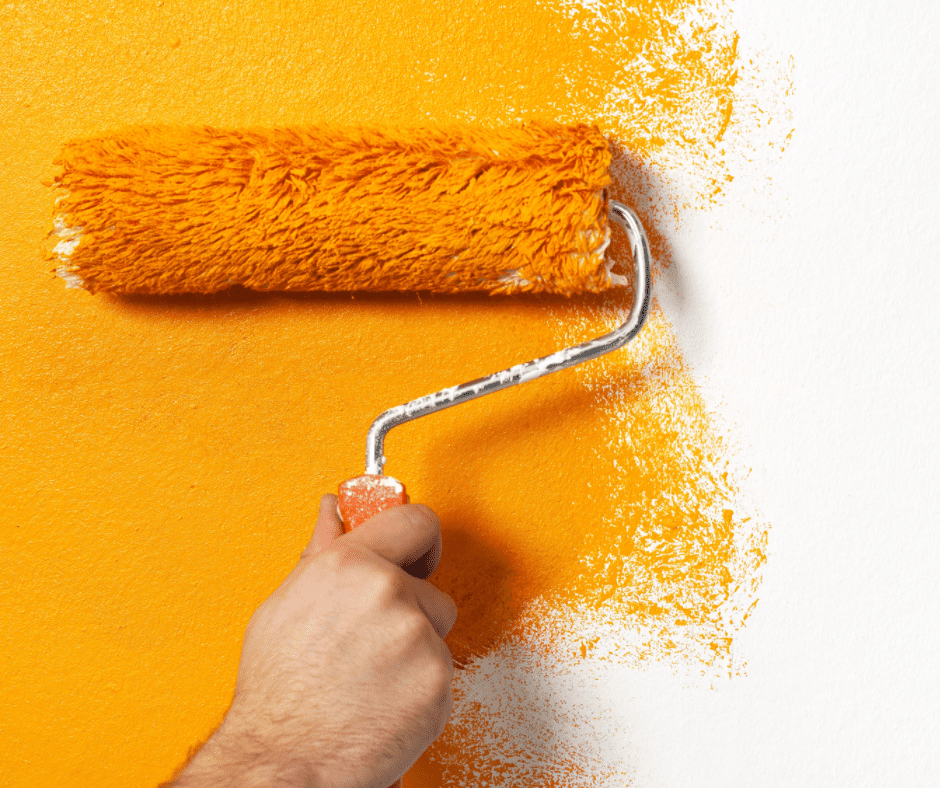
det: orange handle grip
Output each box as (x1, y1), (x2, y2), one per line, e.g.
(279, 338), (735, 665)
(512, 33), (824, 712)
(336, 473), (409, 788)
(337, 474), (409, 532)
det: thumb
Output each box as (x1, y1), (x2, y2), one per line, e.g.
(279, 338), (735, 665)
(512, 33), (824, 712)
(301, 494), (344, 559)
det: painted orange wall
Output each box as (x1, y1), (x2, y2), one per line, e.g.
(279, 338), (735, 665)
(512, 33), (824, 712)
(0, 1), (764, 785)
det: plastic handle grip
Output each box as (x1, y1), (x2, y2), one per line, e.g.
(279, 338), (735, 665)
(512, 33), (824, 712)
(337, 474), (409, 532)
(336, 473), (409, 788)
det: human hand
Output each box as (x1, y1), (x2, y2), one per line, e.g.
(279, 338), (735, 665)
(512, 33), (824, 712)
(171, 494), (456, 788)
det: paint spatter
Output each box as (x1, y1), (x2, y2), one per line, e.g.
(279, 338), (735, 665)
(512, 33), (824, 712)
(423, 302), (770, 787)
(434, 639), (637, 786)
(425, 0), (775, 654)
(540, 0), (743, 212)
(427, 0), (746, 221)
(544, 299), (769, 669)
(425, 0), (792, 229)
(409, 1), (781, 784)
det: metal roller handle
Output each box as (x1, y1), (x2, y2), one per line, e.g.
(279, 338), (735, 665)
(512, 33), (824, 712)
(364, 200), (652, 475)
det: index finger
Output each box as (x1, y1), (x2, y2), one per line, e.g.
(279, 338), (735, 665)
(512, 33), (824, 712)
(341, 503), (442, 570)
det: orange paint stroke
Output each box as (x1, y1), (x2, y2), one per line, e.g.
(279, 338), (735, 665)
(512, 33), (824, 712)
(0, 0), (788, 785)
(411, 0), (775, 783)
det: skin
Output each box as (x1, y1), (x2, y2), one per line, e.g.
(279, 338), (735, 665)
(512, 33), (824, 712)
(168, 495), (457, 788)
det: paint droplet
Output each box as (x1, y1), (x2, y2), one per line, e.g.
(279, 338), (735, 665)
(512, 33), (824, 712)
(171, 36), (181, 49)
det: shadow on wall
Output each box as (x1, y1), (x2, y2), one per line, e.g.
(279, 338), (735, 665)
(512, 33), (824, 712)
(608, 138), (699, 331)
(608, 139), (709, 377)
(425, 366), (653, 667)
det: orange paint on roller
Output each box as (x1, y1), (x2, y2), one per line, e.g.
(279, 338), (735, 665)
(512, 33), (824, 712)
(49, 122), (614, 296)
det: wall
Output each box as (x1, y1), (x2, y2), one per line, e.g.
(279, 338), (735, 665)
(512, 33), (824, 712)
(2, 1), (937, 786)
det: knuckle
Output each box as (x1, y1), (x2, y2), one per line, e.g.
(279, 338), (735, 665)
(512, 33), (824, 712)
(429, 653), (455, 693)
(439, 642), (456, 680)
(401, 503), (440, 538)
(320, 543), (362, 573)
(371, 566), (406, 604)
(441, 595), (458, 630)
(412, 502), (440, 524)
(399, 607), (431, 641)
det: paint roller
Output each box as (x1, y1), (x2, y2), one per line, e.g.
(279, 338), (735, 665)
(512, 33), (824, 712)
(48, 120), (651, 530)
(49, 121), (651, 788)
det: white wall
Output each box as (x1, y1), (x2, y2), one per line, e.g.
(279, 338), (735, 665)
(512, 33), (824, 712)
(454, 2), (940, 785)
(640, 0), (940, 784)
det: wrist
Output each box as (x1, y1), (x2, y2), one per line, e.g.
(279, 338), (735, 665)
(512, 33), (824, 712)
(171, 715), (317, 788)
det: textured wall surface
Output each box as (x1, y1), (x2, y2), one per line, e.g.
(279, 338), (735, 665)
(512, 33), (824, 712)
(3, 0), (936, 786)
(0, 2), (759, 782)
